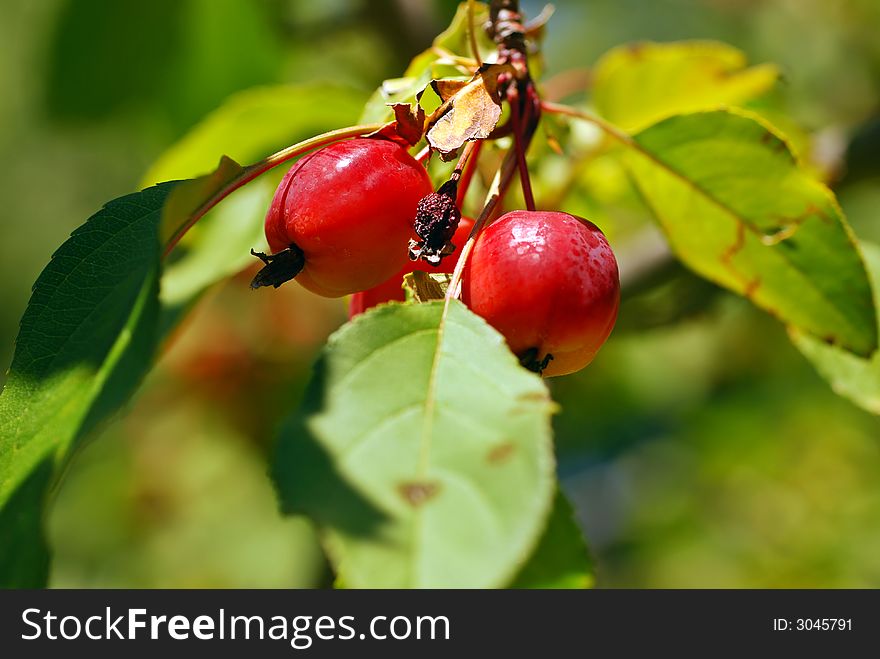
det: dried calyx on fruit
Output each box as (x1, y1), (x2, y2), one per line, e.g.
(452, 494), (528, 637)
(249, 245), (305, 289)
(408, 178), (462, 266)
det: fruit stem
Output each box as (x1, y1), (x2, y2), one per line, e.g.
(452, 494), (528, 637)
(443, 0), (542, 303)
(508, 84), (536, 211)
(445, 147), (519, 302)
(162, 124), (382, 258)
(456, 139), (483, 208)
(450, 140), (479, 186)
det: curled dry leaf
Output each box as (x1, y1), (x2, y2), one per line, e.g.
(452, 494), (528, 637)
(367, 102), (426, 147)
(425, 63), (513, 159)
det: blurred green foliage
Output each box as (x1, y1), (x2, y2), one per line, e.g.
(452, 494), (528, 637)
(1, 0), (878, 587)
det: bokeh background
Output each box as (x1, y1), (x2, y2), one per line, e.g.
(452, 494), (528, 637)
(2, 0), (879, 587)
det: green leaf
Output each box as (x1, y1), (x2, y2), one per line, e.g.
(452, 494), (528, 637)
(0, 183), (176, 585)
(159, 181), (272, 333)
(360, 76), (429, 125)
(431, 2), (494, 63)
(143, 84), (369, 185)
(0, 461), (52, 588)
(358, 2), (494, 124)
(272, 301), (556, 588)
(509, 488), (594, 589)
(792, 242), (880, 414)
(593, 41), (778, 132)
(624, 109), (877, 356)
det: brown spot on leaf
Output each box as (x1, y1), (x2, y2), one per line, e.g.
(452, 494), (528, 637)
(626, 43), (646, 58)
(486, 441), (516, 465)
(398, 481), (440, 507)
(759, 129), (788, 153)
(546, 132), (564, 155)
(721, 223), (765, 301)
(516, 391), (551, 403)
(721, 222), (746, 267)
(510, 390), (555, 414)
(761, 130), (788, 151)
(744, 278), (762, 299)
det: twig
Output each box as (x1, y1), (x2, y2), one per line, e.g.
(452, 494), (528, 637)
(540, 68), (593, 102)
(540, 100), (633, 145)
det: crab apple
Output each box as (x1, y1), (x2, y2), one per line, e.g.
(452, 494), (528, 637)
(349, 216), (475, 318)
(462, 210), (619, 377)
(252, 137), (434, 297)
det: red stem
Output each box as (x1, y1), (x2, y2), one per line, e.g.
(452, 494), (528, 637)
(455, 140), (483, 208)
(415, 144), (431, 165)
(508, 85), (536, 211)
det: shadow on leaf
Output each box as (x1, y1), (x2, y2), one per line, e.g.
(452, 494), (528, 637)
(271, 356), (386, 541)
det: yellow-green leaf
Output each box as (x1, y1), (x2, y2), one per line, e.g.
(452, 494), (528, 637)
(593, 40), (778, 132)
(793, 242), (880, 414)
(359, 1), (494, 124)
(625, 109), (876, 356)
(143, 84), (368, 185)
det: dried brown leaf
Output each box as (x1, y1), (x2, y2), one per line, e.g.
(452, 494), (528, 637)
(425, 63), (513, 158)
(367, 103), (426, 147)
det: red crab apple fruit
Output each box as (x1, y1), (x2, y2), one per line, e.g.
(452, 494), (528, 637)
(462, 210), (619, 376)
(252, 138), (434, 297)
